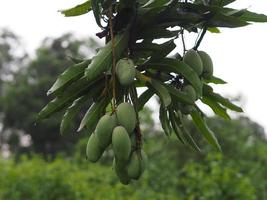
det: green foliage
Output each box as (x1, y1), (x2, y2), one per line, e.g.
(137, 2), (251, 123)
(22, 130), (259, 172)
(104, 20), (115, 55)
(37, 0), (267, 182)
(1, 115), (267, 199)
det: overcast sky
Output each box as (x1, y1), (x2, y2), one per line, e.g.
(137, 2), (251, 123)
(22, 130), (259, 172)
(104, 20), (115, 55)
(0, 0), (267, 131)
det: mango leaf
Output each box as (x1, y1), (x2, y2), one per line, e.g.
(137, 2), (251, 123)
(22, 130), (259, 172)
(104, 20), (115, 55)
(207, 13), (249, 28)
(239, 10), (267, 22)
(59, 1), (92, 17)
(137, 28), (179, 40)
(47, 60), (91, 96)
(176, 111), (201, 152)
(204, 76), (227, 84)
(91, 0), (103, 28)
(137, 88), (154, 111)
(78, 99), (108, 132)
(37, 77), (104, 122)
(159, 105), (172, 136)
(60, 95), (92, 135)
(168, 109), (185, 143)
(208, 92), (243, 112)
(190, 109), (221, 151)
(207, 27), (220, 33)
(85, 29), (129, 81)
(146, 58), (203, 96)
(148, 79), (171, 108)
(164, 84), (194, 104)
(202, 97), (231, 120)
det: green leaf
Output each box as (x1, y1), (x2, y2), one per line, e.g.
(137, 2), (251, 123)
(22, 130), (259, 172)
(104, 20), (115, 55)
(91, 0), (103, 28)
(168, 109), (185, 143)
(77, 99), (107, 132)
(164, 84), (194, 105)
(208, 92), (243, 112)
(176, 112), (201, 152)
(207, 27), (221, 33)
(239, 10), (267, 23)
(146, 58), (203, 96)
(47, 60), (91, 96)
(190, 109), (221, 151)
(148, 79), (171, 108)
(202, 97), (231, 120)
(159, 105), (172, 136)
(85, 29), (129, 81)
(59, 1), (92, 17)
(204, 76), (227, 84)
(60, 95), (92, 135)
(137, 28), (179, 40)
(137, 88), (154, 111)
(207, 13), (249, 28)
(37, 77), (104, 122)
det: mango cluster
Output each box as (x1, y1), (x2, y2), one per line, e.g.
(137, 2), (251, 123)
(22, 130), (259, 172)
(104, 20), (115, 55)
(86, 102), (147, 184)
(180, 49), (214, 114)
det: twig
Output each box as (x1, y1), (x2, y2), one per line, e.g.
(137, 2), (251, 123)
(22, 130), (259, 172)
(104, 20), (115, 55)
(193, 27), (207, 50)
(108, 7), (117, 110)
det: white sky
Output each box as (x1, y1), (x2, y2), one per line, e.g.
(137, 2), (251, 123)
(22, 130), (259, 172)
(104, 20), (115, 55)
(0, 0), (267, 131)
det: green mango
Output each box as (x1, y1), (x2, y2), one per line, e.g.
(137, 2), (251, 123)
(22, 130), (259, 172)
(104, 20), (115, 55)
(198, 51), (213, 79)
(95, 114), (117, 148)
(116, 58), (136, 86)
(112, 126), (131, 161)
(113, 158), (131, 185)
(127, 150), (147, 180)
(116, 102), (137, 133)
(86, 133), (104, 162)
(183, 49), (203, 75)
(182, 85), (197, 102)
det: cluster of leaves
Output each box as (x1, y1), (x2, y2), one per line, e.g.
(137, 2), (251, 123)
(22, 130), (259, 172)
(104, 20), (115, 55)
(38, 0), (267, 154)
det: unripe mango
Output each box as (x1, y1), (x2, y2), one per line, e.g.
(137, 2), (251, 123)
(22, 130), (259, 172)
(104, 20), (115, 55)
(113, 158), (131, 185)
(116, 58), (136, 86)
(95, 114), (117, 148)
(112, 126), (131, 161)
(182, 85), (197, 102)
(183, 49), (203, 75)
(116, 103), (136, 133)
(127, 150), (148, 180)
(86, 133), (104, 162)
(198, 51), (213, 79)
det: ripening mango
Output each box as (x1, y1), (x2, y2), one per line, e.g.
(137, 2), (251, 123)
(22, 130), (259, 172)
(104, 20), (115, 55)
(183, 49), (203, 75)
(182, 85), (197, 102)
(116, 102), (136, 133)
(198, 51), (213, 79)
(180, 104), (194, 115)
(113, 158), (131, 185)
(86, 133), (104, 162)
(127, 150), (148, 180)
(116, 58), (136, 86)
(112, 126), (131, 161)
(95, 114), (117, 148)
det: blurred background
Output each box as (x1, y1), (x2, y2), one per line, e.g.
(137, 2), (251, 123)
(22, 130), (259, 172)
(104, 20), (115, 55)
(0, 1), (267, 199)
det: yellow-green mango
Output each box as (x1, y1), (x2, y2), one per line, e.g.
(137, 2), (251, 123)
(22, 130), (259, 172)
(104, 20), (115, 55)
(127, 150), (147, 180)
(198, 51), (213, 79)
(182, 85), (197, 102)
(95, 114), (117, 148)
(116, 102), (136, 133)
(112, 126), (131, 161)
(116, 58), (136, 86)
(86, 133), (104, 162)
(183, 49), (203, 75)
(113, 158), (131, 185)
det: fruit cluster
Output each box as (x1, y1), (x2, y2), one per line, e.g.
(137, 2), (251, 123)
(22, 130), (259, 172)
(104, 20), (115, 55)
(179, 49), (214, 114)
(86, 99), (147, 184)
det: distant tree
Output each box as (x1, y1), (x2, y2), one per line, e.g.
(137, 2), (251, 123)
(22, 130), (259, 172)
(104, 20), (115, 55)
(0, 32), (100, 157)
